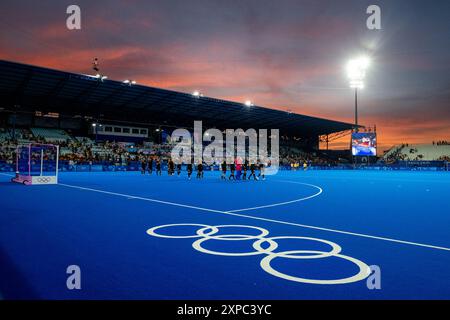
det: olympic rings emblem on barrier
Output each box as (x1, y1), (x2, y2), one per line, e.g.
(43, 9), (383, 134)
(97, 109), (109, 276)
(36, 177), (52, 183)
(146, 223), (371, 285)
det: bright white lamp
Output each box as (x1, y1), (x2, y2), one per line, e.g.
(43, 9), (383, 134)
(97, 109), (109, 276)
(346, 56), (370, 130)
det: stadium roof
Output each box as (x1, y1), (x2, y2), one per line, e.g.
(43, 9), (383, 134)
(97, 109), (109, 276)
(0, 60), (356, 136)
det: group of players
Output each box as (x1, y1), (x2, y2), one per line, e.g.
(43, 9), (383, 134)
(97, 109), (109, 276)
(140, 157), (267, 180)
(140, 157), (200, 179)
(220, 159), (267, 181)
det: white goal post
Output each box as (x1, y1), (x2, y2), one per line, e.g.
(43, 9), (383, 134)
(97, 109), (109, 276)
(11, 143), (59, 185)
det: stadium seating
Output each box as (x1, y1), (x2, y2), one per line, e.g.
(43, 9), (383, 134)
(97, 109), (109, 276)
(0, 129), (34, 144)
(383, 144), (450, 161)
(31, 128), (72, 142)
(75, 136), (94, 145)
(0, 131), (9, 141)
(2, 126), (448, 170)
(59, 147), (73, 156)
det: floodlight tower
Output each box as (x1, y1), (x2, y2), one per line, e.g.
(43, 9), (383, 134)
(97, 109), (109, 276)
(346, 57), (370, 132)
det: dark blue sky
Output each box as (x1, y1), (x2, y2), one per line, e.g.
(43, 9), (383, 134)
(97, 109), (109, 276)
(0, 0), (449, 149)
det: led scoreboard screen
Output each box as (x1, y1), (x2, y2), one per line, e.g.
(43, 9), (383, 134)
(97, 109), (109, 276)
(351, 132), (377, 156)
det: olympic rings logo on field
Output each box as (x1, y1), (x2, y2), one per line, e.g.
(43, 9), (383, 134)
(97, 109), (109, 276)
(146, 223), (371, 285)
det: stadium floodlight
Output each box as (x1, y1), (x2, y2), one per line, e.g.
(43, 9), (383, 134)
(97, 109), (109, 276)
(101, 75), (108, 81)
(123, 79), (136, 86)
(92, 122), (102, 141)
(346, 56), (370, 131)
(346, 57), (370, 89)
(192, 90), (203, 97)
(244, 100), (254, 107)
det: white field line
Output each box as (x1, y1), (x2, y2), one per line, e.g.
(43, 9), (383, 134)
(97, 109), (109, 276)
(58, 182), (450, 252)
(2, 172), (448, 252)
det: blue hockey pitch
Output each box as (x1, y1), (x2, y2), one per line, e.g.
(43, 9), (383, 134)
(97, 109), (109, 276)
(0, 170), (449, 299)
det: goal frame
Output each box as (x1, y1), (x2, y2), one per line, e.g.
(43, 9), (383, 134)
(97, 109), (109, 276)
(12, 143), (59, 185)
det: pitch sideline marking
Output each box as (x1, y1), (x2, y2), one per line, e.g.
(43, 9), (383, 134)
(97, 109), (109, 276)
(57, 182), (450, 252)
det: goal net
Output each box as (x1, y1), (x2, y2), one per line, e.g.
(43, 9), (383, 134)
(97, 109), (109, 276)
(12, 143), (59, 185)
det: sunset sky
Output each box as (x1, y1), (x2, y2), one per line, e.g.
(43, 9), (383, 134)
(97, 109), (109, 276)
(0, 0), (449, 151)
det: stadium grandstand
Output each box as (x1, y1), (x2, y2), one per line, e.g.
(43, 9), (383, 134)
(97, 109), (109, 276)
(0, 60), (449, 172)
(0, 60), (359, 171)
(383, 143), (450, 162)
